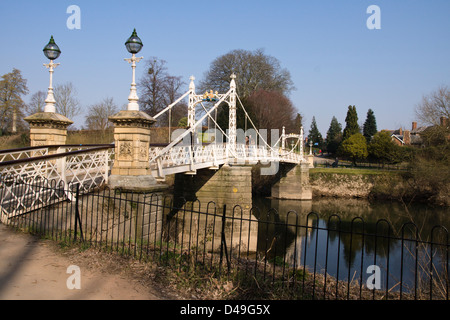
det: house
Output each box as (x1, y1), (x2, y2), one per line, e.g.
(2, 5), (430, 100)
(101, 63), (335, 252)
(389, 117), (449, 147)
(389, 126), (417, 146)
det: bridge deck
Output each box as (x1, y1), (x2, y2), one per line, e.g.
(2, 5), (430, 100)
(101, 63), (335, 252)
(149, 143), (305, 179)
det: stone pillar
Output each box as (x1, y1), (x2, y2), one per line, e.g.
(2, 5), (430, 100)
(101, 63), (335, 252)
(175, 164), (253, 215)
(271, 162), (312, 200)
(24, 112), (73, 148)
(173, 164), (257, 253)
(307, 154), (314, 168)
(108, 109), (163, 192)
(107, 110), (168, 250)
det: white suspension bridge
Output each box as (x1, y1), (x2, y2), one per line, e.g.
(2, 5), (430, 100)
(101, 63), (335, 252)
(0, 74), (307, 219)
(149, 74), (306, 180)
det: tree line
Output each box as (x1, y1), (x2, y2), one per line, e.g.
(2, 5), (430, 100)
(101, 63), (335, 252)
(2, 50), (447, 165)
(308, 105), (415, 166)
(307, 85), (449, 167)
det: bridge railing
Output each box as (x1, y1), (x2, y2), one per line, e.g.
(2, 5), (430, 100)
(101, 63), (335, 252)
(149, 142), (306, 178)
(236, 144), (305, 164)
(0, 146), (50, 162)
(4, 179), (449, 300)
(149, 143), (229, 177)
(0, 144), (114, 221)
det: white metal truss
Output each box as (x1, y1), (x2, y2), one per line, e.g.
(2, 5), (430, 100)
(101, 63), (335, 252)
(187, 75), (232, 129)
(281, 127), (305, 155)
(148, 142), (304, 180)
(0, 145), (114, 221)
(0, 147), (48, 162)
(147, 73), (306, 180)
(227, 74), (237, 161)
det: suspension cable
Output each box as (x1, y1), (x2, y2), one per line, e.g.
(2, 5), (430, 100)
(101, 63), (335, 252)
(153, 90), (191, 119)
(149, 89), (233, 163)
(235, 94), (279, 153)
(199, 102), (230, 142)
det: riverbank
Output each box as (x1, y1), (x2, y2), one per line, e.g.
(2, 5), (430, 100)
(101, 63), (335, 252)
(309, 168), (449, 207)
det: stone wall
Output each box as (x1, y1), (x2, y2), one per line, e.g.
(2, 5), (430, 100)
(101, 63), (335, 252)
(309, 171), (406, 200)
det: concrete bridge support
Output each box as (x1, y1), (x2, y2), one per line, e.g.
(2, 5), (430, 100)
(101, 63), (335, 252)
(271, 162), (312, 200)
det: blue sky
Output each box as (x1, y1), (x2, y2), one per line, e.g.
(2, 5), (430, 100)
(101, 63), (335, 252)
(1, 0), (449, 136)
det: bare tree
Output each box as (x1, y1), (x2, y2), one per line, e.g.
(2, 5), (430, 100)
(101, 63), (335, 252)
(246, 89), (297, 132)
(25, 90), (46, 116)
(0, 68), (29, 133)
(415, 85), (450, 126)
(199, 48), (295, 100)
(138, 57), (169, 118)
(54, 82), (81, 119)
(85, 97), (118, 131)
(200, 49), (296, 135)
(138, 57), (186, 126)
(162, 75), (187, 127)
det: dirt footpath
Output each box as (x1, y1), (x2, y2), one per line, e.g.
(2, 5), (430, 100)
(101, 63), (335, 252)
(0, 224), (172, 300)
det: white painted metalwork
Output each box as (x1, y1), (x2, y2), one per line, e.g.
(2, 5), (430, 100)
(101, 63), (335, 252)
(228, 74), (237, 161)
(148, 141), (304, 180)
(124, 53), (144, 111)
(43, 60), (60, 113)
(188, 76), (196, 128)
(0, 147), (49, 162)
(146, 74), (306, 180)
(0, 145), (114, 221)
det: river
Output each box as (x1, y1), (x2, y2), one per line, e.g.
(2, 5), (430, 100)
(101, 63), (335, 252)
(251, 196), (450, 294)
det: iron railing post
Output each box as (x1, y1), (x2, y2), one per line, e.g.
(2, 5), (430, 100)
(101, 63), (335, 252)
(73, 183), (83, 242)
(219, 205), (230, 275)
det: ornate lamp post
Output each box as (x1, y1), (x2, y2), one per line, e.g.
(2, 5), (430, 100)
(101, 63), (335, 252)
(25, 36), (72, 148)
(124, 29), (144, 111)
(43, 36), (61, 113)
(108, 28), (160, 191)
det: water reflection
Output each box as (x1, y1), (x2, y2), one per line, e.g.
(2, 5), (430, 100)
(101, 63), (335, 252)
(252, 197), (450, 291)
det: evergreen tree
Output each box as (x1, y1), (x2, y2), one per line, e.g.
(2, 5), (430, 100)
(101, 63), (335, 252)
(368, 131), (400, 166)
(343, 105), (359, 140)
(294, 113), (303, 130)
(308, 116), (323, 150)
(363, 109), (378, 142)
(326, 116), (343, 155)
(338, 133), (368, 166)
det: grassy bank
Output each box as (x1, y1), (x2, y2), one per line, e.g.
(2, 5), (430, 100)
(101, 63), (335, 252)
(56, 239), (407, 300)
(310, 167), (400, 176)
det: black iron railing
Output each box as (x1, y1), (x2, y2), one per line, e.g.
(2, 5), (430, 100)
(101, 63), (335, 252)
(1, 178), (448, 300)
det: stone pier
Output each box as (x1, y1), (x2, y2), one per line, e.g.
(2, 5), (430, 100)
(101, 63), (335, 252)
(271, 162), (312, 200)
(108, 109), (162, 192)
(107, 109), (168, 246)
(174, 164), (253, 215)
(173, 164), (257, 253)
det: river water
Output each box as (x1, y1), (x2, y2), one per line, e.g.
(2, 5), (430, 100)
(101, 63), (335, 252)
(251, 196), (450, 293)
